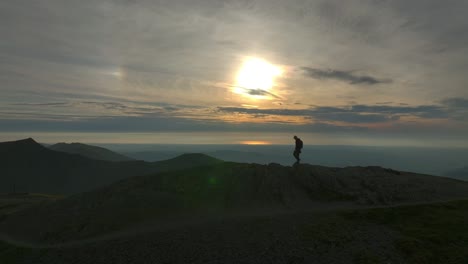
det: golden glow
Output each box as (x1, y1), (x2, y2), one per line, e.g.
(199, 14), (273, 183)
(234, 57), (282, 99)
(239, 140), (272, 145)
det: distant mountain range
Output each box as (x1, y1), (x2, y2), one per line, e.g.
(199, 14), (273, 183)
(49, 142), (133, 162)
(123, 149), (275, 163)
(0, 138), (221, 194)
(118, 145), (468, 177)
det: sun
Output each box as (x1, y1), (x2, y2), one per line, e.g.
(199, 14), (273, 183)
(234, 57), (282, 99)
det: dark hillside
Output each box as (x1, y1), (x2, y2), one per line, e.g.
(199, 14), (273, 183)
(0, 139), (221, 194)
(3, 162), (468, 243)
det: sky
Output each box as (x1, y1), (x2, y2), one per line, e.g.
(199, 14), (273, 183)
(1, 0), (468, 145)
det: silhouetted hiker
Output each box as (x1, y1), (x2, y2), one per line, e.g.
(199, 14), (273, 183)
(293, 135), (303, 163)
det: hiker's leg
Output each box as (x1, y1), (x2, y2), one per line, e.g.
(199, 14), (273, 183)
(293, 150), (299, 161)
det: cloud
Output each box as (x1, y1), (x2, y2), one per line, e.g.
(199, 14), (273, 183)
(0, 111), (371, 134)
(11, 102), (70, 107)
(348, 105), (446, 118)
(3, 97), (466, 129)
(0, 100), (204, 121)
(440, 97), (468, 121)
(300, 67), (390, 85)
(218, 106), (396, 123)
(441, 98), (468, 109)
(1, 99), (467, 135)
(245, 88), (280, 99)
(230, 85), (281, 99)
(315, 112), (399, 123)
(218, 103), (451, 124)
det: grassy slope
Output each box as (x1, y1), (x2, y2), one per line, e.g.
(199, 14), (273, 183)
(2, 199), (468, 263)
(344, 200), (468, 264)
(0, 193), (62, 215)
(0, 241), (35, 264)
(301, 199), (468, 264)
(0, 194), (468, 263)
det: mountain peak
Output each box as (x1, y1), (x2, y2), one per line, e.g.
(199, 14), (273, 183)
(0, 138), (47, 155)
(16, 137), (37, 144)
(53, 142), (87, 147)
(155, 153), (222, 169)
(167, 153), (222, 163)
(49, 142), (133, 162)
(175, 153), (218, 159)
(1, 137), (41, 147)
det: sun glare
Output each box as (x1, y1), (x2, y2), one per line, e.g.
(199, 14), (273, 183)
(234, 57), (282, 99)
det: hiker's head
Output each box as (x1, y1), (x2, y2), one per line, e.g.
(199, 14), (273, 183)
(293, 135), (298, 140)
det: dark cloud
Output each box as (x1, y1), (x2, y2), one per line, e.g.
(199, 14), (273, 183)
(4, 99), (464, 131)
(217, 107), (306, 116)
(1, 99), (467, 134)
(230, 86), (281, 99)
(300, 67), (390, 85)
(440, 97), (468, 121)
(1, 100), (202, 121)
(0, 114), (370, 134)
(218, 106), (396, 123)
(12, 102), (70, 107)
(245, 89), (280, 99)
(218, 103), (449, 123)
(441, 98), (468, 108)
(349, 105), (446, 118)
(79, 101), (163, 114)
(314, 113), (399, 123)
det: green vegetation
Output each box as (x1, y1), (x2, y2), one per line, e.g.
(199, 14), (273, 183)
(0, 193), (62, 216)
(303, 186), (356, 202)
(300, 214), (393, 264)
(0, 241), (31, 264)
(3, 199), (468, 263)
(300, 200), (468, 263)
(345, 200), (468, 264)
(352, 250), (382, 264)
(28, 193), (65, 199)
(301, 215), (354, 247)
(157, 163), (234, 209)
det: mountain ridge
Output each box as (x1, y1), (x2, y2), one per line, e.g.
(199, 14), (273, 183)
(0, 138), (46, 153)
(49, 142), (133, 162)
